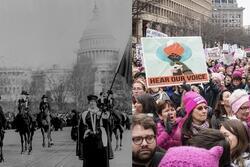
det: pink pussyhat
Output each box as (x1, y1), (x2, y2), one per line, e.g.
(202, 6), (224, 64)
(159, 146), (223, 167)
(183, 91), (207, 116)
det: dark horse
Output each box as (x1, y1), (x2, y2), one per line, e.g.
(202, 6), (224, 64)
(109, 110), (127, 151)
(0, 129), (4, 162)
(36, 108), (53, 147)
(0, 106), (6, 162)
(14, 106), (35, 154)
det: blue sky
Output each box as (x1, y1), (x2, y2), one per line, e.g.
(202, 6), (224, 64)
(0, 0), (131, 69)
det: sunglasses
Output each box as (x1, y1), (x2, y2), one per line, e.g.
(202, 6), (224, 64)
(195, 105), (208, 111)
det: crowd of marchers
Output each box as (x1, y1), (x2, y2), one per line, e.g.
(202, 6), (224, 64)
(132, 56), (250, 167)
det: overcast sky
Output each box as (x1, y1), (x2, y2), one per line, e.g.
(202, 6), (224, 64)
(0, 0), (131, 69)
(237, 0), (250, 26)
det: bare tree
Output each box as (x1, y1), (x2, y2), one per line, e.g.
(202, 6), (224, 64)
(68, 56), (96, 110)
(46, 73), (71, 112)
(132, 0), (158, 18)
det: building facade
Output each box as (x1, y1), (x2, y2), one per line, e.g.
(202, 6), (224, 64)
(212, 0), (244, 31)
(0, 67), (32, 101)
(244, 25), (250, 35)
(133, 0), (212, 43)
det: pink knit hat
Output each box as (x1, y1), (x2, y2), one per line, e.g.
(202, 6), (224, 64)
(229, 89), (250, 114)
(183, 91), (207, 115)
(159, 146), (223, 167)
(232, 70), (243, 80)
(211, 72), (225, 82)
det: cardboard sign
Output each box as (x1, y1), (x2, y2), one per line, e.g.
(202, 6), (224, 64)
(141, 37), (209, 87)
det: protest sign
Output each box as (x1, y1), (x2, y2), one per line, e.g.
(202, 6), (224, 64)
(205, 47), (221, 60)
(222, 44), (230, 53)
(146, 28), (168, 37)
(135, 44), (144, 66)
(141, 37), (209, 87)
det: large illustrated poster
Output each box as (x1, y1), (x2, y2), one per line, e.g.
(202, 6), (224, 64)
(141, 37), (209, 87)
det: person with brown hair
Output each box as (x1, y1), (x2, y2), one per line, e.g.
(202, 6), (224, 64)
(132, 80), (146, 105)
(180, 91), (210, 145)
(188, 119), (249, 167)
(156, 100), (182, 150)
(132, 114), (164, 167)
(211, 89), (233, 129)
(134, 94), (158, 121)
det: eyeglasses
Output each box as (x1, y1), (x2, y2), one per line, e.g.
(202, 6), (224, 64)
(239, 106), (250, 112)
(195, 106), (208, 111)
(132, 135), (155, 145)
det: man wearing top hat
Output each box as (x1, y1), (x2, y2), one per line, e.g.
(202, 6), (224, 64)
(76, 94), (109, 167)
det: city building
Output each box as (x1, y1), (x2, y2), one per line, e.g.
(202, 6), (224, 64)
(132, 0), (212, 43)
(212, 0), (244, 31)
(244, 25), (250, 35)
(0, 67), (32, 101)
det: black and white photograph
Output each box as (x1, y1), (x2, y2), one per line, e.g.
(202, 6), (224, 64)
(0, 0), (132, 166)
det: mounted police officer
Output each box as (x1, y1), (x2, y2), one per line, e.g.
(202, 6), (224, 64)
(38, 94), (53, 146)
(18, 90), (30, 113)
(39, 95), (51, 113)
(76, 94), (109, 167)
(15, 90), (35, 132)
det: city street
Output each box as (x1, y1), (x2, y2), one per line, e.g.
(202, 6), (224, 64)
(1, 127), (131, 167)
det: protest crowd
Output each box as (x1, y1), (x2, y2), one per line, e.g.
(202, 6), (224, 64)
(132, 30), (250, 167)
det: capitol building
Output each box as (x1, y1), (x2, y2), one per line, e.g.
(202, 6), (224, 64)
(77, 3), (119, 95)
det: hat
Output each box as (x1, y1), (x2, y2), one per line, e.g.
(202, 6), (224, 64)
(21, 90), (29, 95)
(159, 146), (223, 167)
(87, 94), (98, 101)
(232, 70), (243, 80)
(41, 95), (48, 99)
(183, 91), (207, 115)
(229, 89), (249, 114)
(211, 73), (225, 82)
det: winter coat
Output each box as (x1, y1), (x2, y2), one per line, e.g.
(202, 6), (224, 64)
(156, 118), (182, 150)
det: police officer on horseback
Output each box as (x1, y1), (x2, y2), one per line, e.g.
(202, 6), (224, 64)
(39, 95), (51, 113)
(18, 90), (30, 112)
(15, 90), (36, 133)
(38, 94), (54, 146)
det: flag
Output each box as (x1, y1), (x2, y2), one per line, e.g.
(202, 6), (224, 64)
(116, 37), (132, 86)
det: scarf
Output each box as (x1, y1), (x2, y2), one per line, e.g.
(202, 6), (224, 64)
(191, 121), (209, 135)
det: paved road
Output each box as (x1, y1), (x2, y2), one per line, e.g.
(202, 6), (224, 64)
(1, 127), (131, 167)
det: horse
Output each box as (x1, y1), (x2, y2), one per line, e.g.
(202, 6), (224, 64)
(0, 113), (6, 162)
(109, 110), (126, 151)
(36, 108), (53, 147)
(14, 105), (35, 154)
(0, 131), (3, 162)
